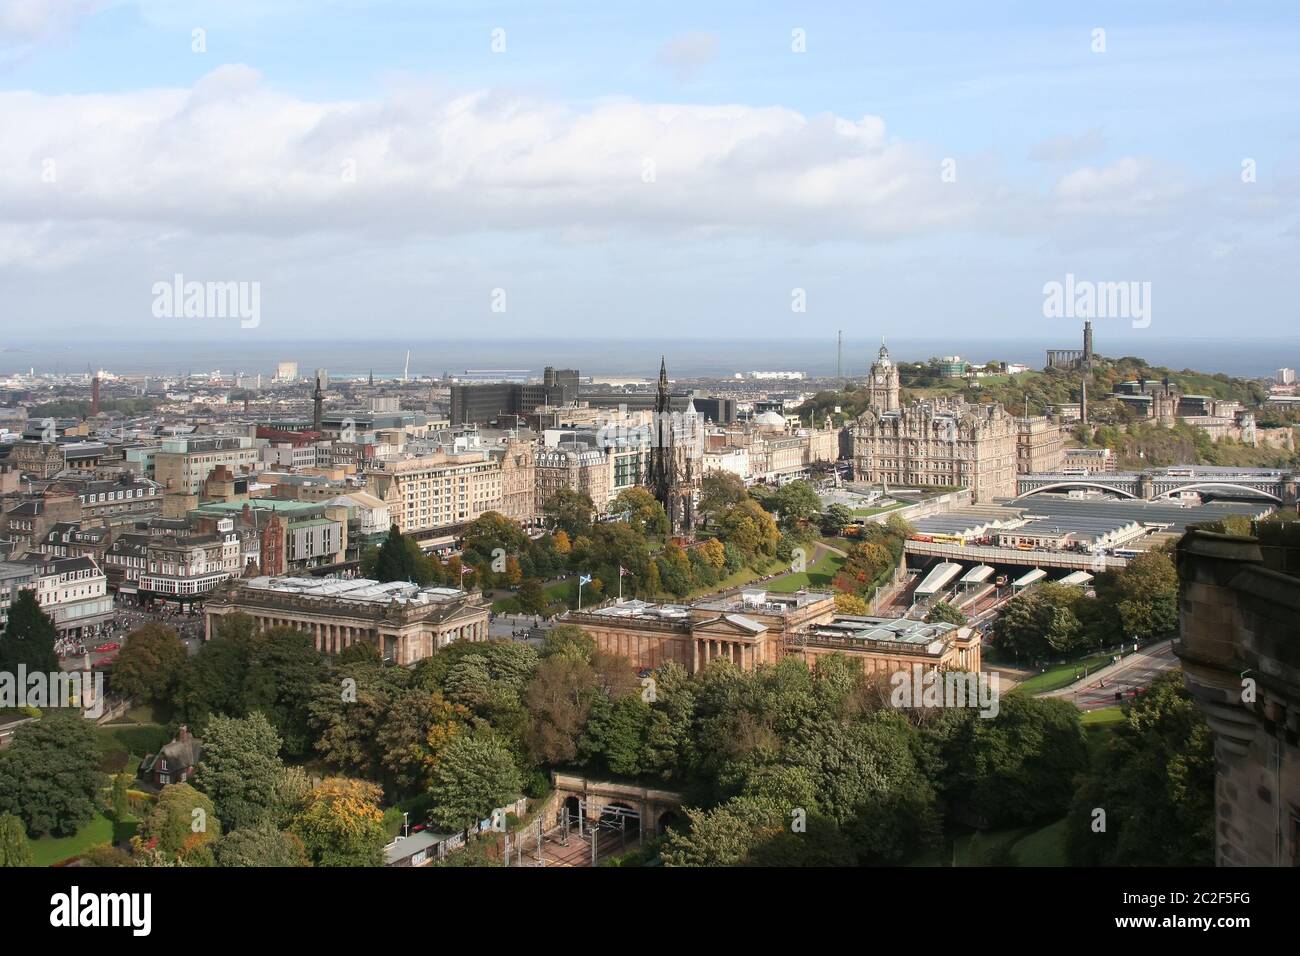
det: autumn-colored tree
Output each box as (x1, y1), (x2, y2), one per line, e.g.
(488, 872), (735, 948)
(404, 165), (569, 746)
(291, 777), (387, 867)
(504, 556), (523, 587)
(695, 537), (727, 571)
(833, 592), (871, 615)
(717, 499), (779, 560)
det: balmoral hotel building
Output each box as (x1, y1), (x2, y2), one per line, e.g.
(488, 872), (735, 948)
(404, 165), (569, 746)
(203, 576), (490, 665)
(563, 588), (981, 677)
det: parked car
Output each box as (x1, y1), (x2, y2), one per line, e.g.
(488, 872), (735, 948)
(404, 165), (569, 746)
(93, 641), (120, 653)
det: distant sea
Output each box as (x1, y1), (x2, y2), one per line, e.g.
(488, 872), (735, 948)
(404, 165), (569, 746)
(3, 336), (1297, 381)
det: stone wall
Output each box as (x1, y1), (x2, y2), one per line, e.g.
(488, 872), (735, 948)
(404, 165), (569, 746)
(1176, 527), (1300, 866)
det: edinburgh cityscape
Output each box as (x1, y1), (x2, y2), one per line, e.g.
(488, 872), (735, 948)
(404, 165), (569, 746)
(0, 0), (1295, 936)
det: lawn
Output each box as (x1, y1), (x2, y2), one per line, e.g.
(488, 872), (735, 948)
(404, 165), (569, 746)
(106, 703), (159, 726)
(1013, 653), (1114, 695)
(766, 548), (845, 593)
(670, 560), (787, 602)
(1009, 818), (1069, 867)
(908, 819), (1069, 867)
(30, 812), (137, 867)
(1081, 705), (1126, 727)
(490, 579), (571, 613)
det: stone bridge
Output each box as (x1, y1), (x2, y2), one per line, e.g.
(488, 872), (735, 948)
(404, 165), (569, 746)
(551, 773), (686, 836)
(1015, 468), (1296, 504)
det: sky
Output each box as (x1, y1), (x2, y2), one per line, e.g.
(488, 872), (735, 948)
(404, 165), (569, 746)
(1, 0), (1298, 354)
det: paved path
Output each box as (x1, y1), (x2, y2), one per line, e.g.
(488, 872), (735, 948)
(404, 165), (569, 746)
(1040, 639), (1177, 711)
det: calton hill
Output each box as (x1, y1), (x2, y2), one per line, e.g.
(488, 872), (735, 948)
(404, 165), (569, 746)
(798, 353), (1300, 470)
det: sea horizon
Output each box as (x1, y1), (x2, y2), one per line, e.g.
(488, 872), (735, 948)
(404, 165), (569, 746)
(4, 335), (1298, 382)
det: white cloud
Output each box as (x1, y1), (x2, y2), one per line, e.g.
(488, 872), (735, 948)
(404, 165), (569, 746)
(0, 65), (998, 257)
(1051, 157), (1189, 218)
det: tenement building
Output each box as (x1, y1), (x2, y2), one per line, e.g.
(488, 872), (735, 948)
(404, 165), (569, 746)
(535, 445), (612, 516)
(1175, 525), (1300, 866)
(851, 398), (1018, 502)
(490, 438), (537, 526)
(1015, 415), (1066, 474)
(203, 576), (491, 665)
(365, 449), (504, 534)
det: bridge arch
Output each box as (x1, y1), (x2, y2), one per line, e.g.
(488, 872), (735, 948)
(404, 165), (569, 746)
(1150, 482), (1281, 503)
(1011, 481), (1140, 501)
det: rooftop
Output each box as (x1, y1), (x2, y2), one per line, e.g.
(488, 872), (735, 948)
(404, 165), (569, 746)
(799, 615), (965, 648)
(241, 576), (470, 606)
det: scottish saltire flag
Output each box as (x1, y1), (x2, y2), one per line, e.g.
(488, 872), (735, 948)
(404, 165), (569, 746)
(579, 574), (592, 585)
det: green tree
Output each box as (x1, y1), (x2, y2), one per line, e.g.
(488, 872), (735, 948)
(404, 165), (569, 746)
(939, 694), (1089, 830)
(516, 578), (549, 616)
(0, 713), (102, 837)
(610, 487), (669, 535)
(376, 688), (470, 794)
(580, 693), (652, 777)
(110, 772), (130, 822)
(698, 472), (746, 528)
(992, 584), (1084, 660)
(177, 613), (262, 722)
(195, 712), (285, 832)
(924, 601), (966, 626)
(539, 624), (596, 664)
(1066, 672), (1213, 866)
(820, 503), (854, 536)
(374, 524), (411, 581)
(717, 499), (780, 560)
(1110, 551), (1179, 643)
(640, 663), (698, 782)
(0, 589), (58, 675)
(543, 488), (595, 538)
(308, 662), (409, 780)
(138, 782), (220, 862)
(215, 824), (310, 867)
(661, 795), (787, 866)
(461, 511), (530, 567)
(427, 733), (523, 834)
(791, 712), (941, 864)
(771, 480), (822, 530)
(655, 544), (693, 597)
(110, 623), (188, 707)
(0, 812), (32, 867)
(240, 626), (327, 758)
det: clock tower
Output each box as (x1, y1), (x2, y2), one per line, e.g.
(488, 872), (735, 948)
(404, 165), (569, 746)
(867, 343), (900, 412)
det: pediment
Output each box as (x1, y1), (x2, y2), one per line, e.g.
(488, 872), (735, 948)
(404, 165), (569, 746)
(691, 613), (767, 637)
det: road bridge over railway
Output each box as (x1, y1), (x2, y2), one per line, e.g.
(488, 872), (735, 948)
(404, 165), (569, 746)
(904, 539), (1128, 572)
(1015, 467), (1296, 504)
(551, 773), (686, 839)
